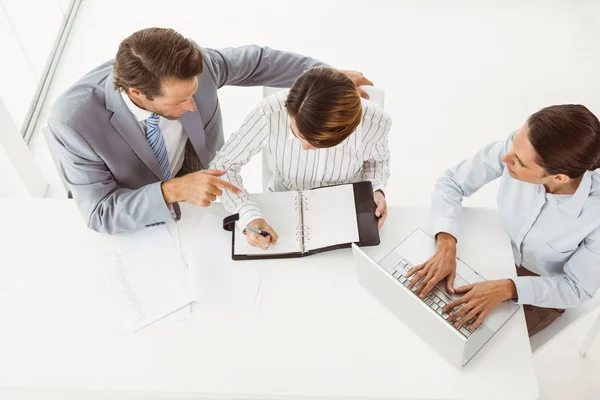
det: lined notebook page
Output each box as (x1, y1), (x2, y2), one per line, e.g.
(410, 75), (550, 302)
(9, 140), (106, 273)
(234, 191), (303, 256)
(303, 185), (360, 251)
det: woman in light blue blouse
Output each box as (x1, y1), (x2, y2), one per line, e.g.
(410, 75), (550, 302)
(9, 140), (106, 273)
(407, 104), (600, 337)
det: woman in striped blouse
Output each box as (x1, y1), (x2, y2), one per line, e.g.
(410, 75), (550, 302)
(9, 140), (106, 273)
(209, 66), (392, 250)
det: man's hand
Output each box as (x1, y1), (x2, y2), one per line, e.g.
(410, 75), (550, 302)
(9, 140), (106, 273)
(443, 279), (517, 331)
(406, 233), (457, 298)
(340, 70), (373, 99)
(373, 190), (387, 230)
(245, 219), (279, 250)
(161, 170), (240, 207)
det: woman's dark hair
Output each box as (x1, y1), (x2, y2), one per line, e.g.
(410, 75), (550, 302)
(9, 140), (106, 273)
(528, 104), (600, 178)
(285, 67), (362, 148)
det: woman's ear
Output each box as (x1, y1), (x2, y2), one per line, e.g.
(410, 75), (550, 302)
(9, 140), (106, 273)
(552, 173), (571, 185)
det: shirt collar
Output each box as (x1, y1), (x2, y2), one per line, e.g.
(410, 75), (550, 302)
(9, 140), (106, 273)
(560, 170), (593, 218)
(120, 91), (153, 122)
(539, 170), (593, 218)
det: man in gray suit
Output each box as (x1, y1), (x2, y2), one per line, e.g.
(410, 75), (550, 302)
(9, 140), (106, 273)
(46, 27), (372, 234)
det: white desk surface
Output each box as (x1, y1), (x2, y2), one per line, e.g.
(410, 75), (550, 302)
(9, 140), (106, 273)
(0, 198), (538, 400)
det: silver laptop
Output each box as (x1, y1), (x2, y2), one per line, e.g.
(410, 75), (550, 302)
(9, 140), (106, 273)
(352, 229), (519, 368)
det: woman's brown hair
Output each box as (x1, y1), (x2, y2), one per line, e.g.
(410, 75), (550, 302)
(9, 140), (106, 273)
(528, 104), (600, 178)
(285, 67), (362, 148)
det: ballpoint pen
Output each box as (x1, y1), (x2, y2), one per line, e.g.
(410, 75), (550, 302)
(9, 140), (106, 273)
(244, 225), (269, 237)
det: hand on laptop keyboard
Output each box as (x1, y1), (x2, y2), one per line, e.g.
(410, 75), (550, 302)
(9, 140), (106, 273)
(405, 233), (458, 298)
(394, 258), (477, 338)
(443, 279), (518, 330)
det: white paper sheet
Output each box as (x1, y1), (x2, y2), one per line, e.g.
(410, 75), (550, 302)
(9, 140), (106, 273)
(233, 191), (302, 256)
(304, 184), (360, 251)
(189, 213), (263, 315)
(165, 222), (182, 253)
(108, 225), (193, 333)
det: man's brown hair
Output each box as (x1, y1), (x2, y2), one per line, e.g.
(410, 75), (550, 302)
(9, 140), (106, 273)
(528, 104), (600, 178)
(285, 67), (362, 148)
(113, 27), (203, 100)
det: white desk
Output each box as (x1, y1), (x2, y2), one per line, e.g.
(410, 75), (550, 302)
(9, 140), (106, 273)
(0, 198), (538, 400)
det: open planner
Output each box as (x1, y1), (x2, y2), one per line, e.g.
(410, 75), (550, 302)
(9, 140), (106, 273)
(223, 182), (380, 260)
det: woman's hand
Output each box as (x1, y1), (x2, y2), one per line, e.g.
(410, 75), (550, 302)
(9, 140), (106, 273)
(406, 233), (457, 297)
(373, 190), (387, 230)
(244, 219), (279, 250)
(443, 279), (517, 330)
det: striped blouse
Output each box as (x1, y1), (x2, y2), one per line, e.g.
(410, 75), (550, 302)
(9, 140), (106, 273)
(209, 89), (392, 227)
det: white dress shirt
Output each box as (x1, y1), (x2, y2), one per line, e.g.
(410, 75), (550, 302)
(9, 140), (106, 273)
(121, 92), (187, 177)
(210, 90), (392, 228)
(433, 132), (600, 308)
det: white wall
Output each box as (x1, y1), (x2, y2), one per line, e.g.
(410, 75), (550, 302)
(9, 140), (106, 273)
(58, 0), (73, 15)
(0, 97), (47, 197)
(0, 0), (66, 129)
(0, 3), (36, 129)
(0, 0), (69, 197)
(0, 147), (28, 197)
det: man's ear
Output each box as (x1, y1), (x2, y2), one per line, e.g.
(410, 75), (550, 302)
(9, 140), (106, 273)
(128, 87), (143, 99)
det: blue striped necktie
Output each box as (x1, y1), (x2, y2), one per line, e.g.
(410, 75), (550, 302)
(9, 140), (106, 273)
(145, 113), (171, 181)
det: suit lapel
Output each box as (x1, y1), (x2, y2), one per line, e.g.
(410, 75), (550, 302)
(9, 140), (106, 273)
(105, 73), (162, 179)
(110, 109), (163, 179)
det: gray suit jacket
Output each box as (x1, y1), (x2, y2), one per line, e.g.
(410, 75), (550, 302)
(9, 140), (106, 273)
(46, 45), (326, 233)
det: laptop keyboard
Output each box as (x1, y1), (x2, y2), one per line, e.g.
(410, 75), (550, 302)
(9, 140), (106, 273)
(392, 258), (477, 338)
